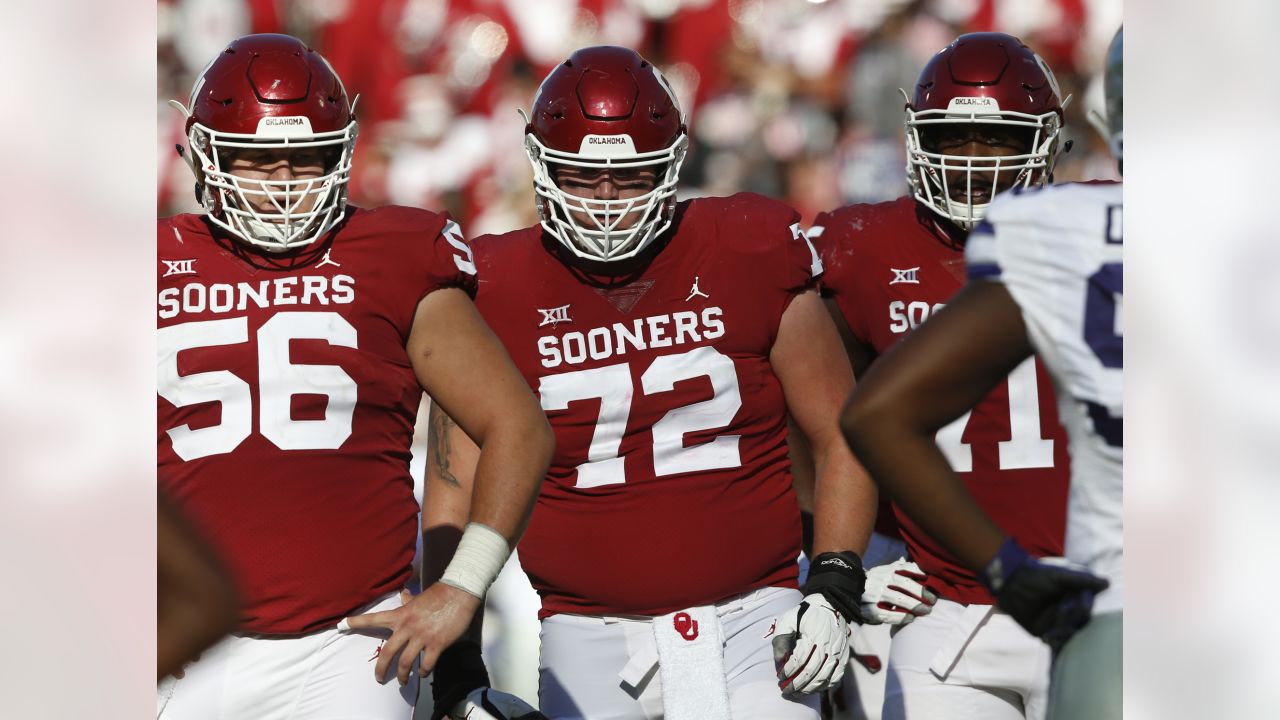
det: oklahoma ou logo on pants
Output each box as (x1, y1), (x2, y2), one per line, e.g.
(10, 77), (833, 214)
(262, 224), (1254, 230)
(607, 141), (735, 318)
(538, 586), (820, 720)
(672, 612), (699, 641)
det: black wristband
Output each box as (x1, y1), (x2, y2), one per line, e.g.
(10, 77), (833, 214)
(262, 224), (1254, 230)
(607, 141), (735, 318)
(803, 550), (866, 623)
(431, 640), (490, 719)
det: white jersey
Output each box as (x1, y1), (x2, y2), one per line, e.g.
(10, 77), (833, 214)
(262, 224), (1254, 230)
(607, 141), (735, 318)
(966, 182), (1123, 615)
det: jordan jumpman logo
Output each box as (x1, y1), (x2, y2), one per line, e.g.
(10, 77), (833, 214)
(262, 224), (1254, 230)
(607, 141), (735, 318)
(317, 249), (341, 268)
(685, 276), (710, 301)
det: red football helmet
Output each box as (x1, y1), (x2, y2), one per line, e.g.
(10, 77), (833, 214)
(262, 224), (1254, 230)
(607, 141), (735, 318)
(171, 34), (358, 251)
(523, 46), (688, 263)
(904, 32), (1067, 230)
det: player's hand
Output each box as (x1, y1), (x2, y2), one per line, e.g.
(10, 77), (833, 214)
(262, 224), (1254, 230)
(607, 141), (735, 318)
(448, 687), (548, 720)
(771, 593), (850, 694)
(860, 558), (937, 625)
(772, 549), (867, 692)
(344, 583), (482, 686)
(981, 538), (1110, 651)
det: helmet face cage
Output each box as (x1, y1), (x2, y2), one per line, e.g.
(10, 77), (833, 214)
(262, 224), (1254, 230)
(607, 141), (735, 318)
(905, 107), (1060, 230)
(525, 131), (687, 263)
(188, 120), (358, 252)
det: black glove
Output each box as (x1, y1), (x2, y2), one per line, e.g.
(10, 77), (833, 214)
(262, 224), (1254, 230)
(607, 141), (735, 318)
(803, 551), (867, 624)
(980, 538), (1111, 650)
(430, 641), (490, 720)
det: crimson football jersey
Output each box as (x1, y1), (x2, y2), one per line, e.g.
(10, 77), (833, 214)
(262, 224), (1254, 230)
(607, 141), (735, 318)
(472, 193), (820, 618)
(157, 206), (477, 634)
(812, 196), (1069, 605)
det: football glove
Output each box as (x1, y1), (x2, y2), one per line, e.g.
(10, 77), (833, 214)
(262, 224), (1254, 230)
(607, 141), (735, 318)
(980, 538), (1111, 651)
(771, 550), (866, 694)
(771, 593), (849, 694)
(860, 558), (937, 626)
(449, 688), (548, 720)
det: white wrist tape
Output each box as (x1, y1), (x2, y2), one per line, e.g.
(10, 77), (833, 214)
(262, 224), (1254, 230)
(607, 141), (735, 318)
(439, 523), (510, 598)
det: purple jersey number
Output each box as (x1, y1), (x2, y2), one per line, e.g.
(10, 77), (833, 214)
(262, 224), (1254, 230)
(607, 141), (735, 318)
(1082, 203), (1123, 447)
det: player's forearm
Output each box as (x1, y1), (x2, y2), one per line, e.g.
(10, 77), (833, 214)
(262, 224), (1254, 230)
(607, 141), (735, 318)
(787, 419), (816, 514)
(466, 411), (553, 545)
(422, 404), (476, 579)
(422, 402), (491, 642)
(423, 402), (477, 535)
(810, 431), (877, 557)
(842, 409), (1004, 570)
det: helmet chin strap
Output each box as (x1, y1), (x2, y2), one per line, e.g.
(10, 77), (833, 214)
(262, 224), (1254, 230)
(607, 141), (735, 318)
(240, 216), (296, 252)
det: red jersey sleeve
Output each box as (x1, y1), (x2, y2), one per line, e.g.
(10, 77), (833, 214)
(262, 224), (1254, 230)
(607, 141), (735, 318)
(761, 198), (820, 297)
(810, 207), (871, 344)
(356, 206), (480, 336)
(780, 212), (822, 295)
(709, 194), (816, 341)
(417, 213), (479, 299)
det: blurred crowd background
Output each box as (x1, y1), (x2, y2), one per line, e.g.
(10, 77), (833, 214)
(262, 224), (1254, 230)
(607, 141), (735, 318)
(158, 0), (1123, 233)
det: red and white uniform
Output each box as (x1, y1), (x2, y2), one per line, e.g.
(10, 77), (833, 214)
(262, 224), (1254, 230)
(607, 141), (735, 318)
(473, 193), (815, 617)
(813, 196), (1069, 604)
(472, 193), (821, 719)
(812, 196), (1069, 720)
(158, 205), (477, 635)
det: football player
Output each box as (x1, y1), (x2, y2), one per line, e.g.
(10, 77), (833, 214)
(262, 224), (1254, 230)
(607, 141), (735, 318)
(841, 28), (1123, 720)
(425, 46), (878, 720)
(157, 34), (552, 720)
(809, 33), (1075, 720)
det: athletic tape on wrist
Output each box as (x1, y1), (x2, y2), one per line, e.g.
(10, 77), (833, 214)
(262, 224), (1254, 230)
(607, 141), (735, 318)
(440, 523), (510, 598)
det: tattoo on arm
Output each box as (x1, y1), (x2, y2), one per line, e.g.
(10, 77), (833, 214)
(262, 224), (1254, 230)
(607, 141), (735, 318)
(429, 403), (460, 489)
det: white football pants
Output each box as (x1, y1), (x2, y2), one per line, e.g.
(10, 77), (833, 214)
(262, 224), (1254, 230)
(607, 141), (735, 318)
(537, 586), (820, 720)
(158, 592), (417, 720)
(881, 599), (1050, 720)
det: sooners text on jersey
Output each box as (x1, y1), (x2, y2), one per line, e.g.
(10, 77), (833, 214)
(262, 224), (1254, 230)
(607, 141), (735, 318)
(157, 206), (477, 634)
(472, 193), (820, 618)
(812, 196), (1069, 605)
